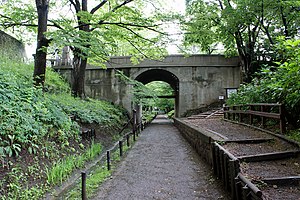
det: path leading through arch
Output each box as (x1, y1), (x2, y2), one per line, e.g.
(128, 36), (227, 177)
(92, 115), (229, 200)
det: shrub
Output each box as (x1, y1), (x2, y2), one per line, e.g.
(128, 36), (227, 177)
(227, 39), (300, 128)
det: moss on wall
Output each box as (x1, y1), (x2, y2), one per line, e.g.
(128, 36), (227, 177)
(0, 30), (26, 61)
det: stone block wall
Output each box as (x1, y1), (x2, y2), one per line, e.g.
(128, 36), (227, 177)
(174, 118), (224, 166)
(0, 30), (26, 60)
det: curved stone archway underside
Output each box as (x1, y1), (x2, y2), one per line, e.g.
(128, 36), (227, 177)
(135, 69), (179, 92)
(135, 69), (180, 117)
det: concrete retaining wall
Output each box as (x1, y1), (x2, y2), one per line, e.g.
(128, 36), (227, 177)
(174, 118), (224, 166)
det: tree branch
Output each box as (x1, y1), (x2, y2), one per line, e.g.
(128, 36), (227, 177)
(125, 38), (149, 59)
(90, 0), (108, 14)
(1, 22), (38, 28)
(48, 19), (63, 29)
(103, 22), (165, 34)
(0, 14), (13, 21)
(115, 24), (160, 44)
(217, 0), (224, 10)
(69, 0), (80, 12)
(90, 0), (134, 31)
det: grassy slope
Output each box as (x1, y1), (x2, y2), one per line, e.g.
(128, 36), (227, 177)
(0, 59), (127, 199)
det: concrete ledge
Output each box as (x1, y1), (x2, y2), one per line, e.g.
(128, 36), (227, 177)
(174, 118), (225, 166)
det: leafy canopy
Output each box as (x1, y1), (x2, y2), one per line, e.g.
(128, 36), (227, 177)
(227, 38), (300, 128)
(0, 0), (172, 63)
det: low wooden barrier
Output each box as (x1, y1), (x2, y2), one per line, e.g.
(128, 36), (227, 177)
(175, 118), (265, 199)
(212, 142), (263, 200)
(223, 103), (286, 133)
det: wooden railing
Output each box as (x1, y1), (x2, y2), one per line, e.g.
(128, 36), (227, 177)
(223, 103), (286, 133)
(212, 142), (263, 200)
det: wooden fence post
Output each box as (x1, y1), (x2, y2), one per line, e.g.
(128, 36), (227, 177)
(119, 141), (123, 157)
(81, 172), (87, 200)
(126, 134), (130, 147)
(279, 104), (286, 133)
(133, 109), (136, 141)
(107, 150), (111, 171)
(235, 177), (242, 200)
(249, 105), (254, 125)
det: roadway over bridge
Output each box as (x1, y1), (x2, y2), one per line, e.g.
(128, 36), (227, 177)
(53, 54), (241, 117)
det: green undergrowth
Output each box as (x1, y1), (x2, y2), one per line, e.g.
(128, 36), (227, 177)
(65, 136), (135, 199)
(48, 94), (125, 125)
(0, 58), (127, 199)
(287, 129), (300, 144)
(0, 59), (77, 159)
(45, 142), (102, 186)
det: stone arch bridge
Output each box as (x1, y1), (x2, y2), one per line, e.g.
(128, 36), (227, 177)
(53, 55), (240, 117)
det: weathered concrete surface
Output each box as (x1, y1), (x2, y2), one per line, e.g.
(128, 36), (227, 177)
(54, 55), (240, 117)
(174, 118), (226, 166)
(91, 115), (229, 200)
(0, 30), (26, 60)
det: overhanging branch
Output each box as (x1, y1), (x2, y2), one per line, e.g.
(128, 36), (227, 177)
(90, 0), (108, 14)
(90, 0), (134, 31)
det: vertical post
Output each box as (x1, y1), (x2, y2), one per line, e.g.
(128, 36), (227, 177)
(261, 105), (265, 128)
(107, 150), (111, 171)
(279, 104), (285, 134)
(220, 149), (225, 181)
(212, 143), (217, 175)
(81, 172), (87, 200)
(223, 105), (226, 119)
(249, 105), (254, 125)
(119, 141), (123, 157)
(242, 185), (250, 200)
(215, 146), (221, 178)
(229, 160), (237, 200)
(126, 134), (130, 147)
(133, 109), (137, 141)
(232, 106), (236, 121)
(223, 153), (229, 190)
(235, 177), (242, 200)
(238, 105), (242, 122)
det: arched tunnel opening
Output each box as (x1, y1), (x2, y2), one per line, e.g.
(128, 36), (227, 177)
(135, 69), (179, 117)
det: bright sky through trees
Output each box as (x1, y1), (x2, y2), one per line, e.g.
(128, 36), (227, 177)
(24, 0), (186, 58)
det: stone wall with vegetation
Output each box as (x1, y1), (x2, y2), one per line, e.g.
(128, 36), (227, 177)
(0, 30), (26, 60)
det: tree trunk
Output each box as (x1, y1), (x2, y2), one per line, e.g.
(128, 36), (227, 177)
(33, 0), (49, 87)
(71, 53), (87, 98)
(70, 0), (90, 98)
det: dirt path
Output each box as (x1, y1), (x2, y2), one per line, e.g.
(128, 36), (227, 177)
(92, 115), (229, 200)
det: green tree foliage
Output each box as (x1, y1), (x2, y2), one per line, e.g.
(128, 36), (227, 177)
(145, 81), (175, 113)
(0, 0), (169, 96)
(182, 0), (300, 81)
(227, 38), (300, 128)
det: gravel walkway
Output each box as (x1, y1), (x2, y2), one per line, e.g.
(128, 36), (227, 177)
(92, 115), (229, 200)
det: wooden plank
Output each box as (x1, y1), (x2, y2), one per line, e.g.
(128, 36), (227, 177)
(224, 110), (281, 119)
(262, 176), (300, 186)
(206, 129), (229, 140)
(224, 138), (275, 144)
(215, 142), (238, 161)
(238, 150), (300, 162)
(248, 103), (282, 106)
(248, 110), (281, 119)
(223, 110), (248, 114)
(238, 173), (262, 197)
